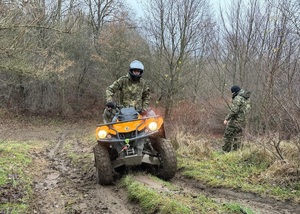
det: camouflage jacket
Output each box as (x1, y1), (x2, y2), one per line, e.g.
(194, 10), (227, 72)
(225, 89), (251, 125)
(106, 74), (150, 112)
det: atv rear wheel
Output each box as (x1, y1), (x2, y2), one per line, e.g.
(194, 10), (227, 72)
(93, 144), (113, 185)
(153, 138), (177, 180)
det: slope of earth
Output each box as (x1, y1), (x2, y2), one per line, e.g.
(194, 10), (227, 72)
(1, 116), (299, 213)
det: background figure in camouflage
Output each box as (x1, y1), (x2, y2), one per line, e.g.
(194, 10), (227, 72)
(105, 60), (151, 123)
(222, 85), (251, 152)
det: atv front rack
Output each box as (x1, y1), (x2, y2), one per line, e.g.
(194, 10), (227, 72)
(96, 115), (164, 143)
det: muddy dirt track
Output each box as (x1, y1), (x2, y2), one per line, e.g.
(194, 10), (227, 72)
(1, 119), (300, 214)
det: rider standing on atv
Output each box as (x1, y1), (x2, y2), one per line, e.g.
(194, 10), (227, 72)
(222, 85), (251, 152)
(104, 60), (152, 122)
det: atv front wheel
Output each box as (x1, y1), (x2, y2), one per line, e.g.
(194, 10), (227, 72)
(93, 144), (113, 185)
(153, 138), (177, 180)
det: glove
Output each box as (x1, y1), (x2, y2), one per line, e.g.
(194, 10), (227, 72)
(106, 102), (116, 109)
(140, 110), (148, 116)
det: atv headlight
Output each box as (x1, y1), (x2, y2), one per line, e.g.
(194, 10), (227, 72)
(148, 122), (158, 131)
(98, 130), (108, 139)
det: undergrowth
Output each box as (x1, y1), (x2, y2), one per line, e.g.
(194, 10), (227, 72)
(0, 141), (35, 213)
(173, 131), (300, 203)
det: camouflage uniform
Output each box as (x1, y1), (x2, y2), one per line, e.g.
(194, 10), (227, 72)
(222, 89), (251, 152)
(106, 74), (150, 112)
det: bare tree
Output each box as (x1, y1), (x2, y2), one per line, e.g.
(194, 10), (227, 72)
(98, 20), (149, 79)
(211, 0), (300, 160)
(85, 0), (123, 51)
(0, 0), (85, 114)
(0, 0), (150, 116)
(142, 0), (213, 118)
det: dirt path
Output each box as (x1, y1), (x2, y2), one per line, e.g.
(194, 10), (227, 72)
(1, 119), (300, 214)
(27, 125), (142, 214)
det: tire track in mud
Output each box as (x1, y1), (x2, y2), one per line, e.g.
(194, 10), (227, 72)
(29, 130), (142, 214)
(132, 173), (300, 214)
(171, 174), (300, 214)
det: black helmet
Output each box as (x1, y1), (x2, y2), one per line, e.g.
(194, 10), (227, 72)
(231, 85), (241, 93)
(231, 85), (241, 99)
(129, 60), (144, 81)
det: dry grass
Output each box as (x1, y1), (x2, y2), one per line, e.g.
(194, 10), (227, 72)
(170, 129), (214, 159)
(172, 126), (300, 190)
(241, 142), (275, 165)
(241, 140), (300, 189)
(282, 143), (300, 164)
(166, 99), (226, 136)
(259, 160), (300, 187)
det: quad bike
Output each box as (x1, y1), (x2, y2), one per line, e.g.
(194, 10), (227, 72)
(93, 107), (177, 185)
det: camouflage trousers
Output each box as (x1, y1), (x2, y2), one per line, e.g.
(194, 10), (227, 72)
(222, 124), (243, 152)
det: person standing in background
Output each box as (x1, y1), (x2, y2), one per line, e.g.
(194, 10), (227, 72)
(222, 85), (251, 152)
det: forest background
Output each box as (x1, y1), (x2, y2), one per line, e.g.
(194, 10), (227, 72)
(1, 0), (300, 161)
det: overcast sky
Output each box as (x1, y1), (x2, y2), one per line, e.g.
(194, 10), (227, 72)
(125, 0), (143, 17)
(124, 0), (226, 17)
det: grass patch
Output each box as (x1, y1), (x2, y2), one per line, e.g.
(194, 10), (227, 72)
(0, 141), (36, 213)
(178, 147), (300, 202)
(224, 203), (255, 214)
(122, 175), (192, 214)
(122, 175), (254, 214)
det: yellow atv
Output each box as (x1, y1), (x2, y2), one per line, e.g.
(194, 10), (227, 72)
(93, 107), (177, 185)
